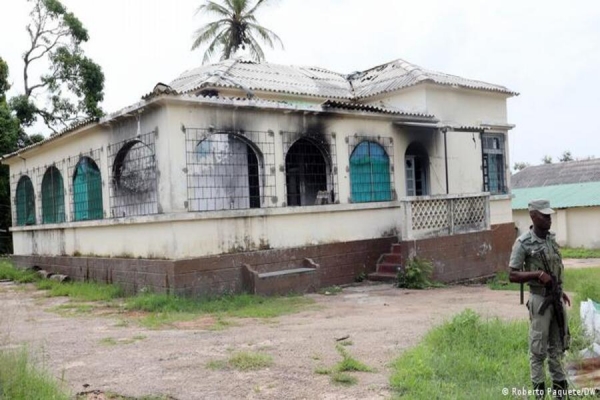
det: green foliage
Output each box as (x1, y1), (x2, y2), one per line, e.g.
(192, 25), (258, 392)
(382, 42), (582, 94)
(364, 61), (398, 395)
(125, 292), (313, 319)
(397, 257), (435, 289)
(561, 247), (600, 259)
(0, 262), (38, 283)
(36, 280), (124, 301)
(0, 348), (70, 400)
(334, 345), (373, 373)
(13, 0), (104, 133)
(192, 0), (283, 63)
(489, 267), (600, 294)
(208, 351), (273, 371)
(390, 309), (530, 399)
(331, 372), (358, 386)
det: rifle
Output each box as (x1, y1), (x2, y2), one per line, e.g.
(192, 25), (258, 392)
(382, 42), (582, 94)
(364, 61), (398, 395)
(535, 249), (570, 351)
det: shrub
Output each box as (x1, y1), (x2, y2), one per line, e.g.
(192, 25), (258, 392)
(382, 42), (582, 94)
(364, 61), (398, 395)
(397, 257), (434, 289)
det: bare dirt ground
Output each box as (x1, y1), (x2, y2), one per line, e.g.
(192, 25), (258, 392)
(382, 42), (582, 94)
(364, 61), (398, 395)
(0, 259), (595, 400)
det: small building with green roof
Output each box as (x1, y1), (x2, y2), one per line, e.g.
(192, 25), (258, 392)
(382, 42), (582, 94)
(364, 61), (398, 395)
(512, 159), (600, 248)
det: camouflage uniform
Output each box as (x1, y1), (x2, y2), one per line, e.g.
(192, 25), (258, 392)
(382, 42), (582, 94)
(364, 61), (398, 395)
(509, 228), (568, 385)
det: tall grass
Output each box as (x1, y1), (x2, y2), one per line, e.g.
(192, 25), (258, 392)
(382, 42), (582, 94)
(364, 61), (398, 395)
(0, 261), (38, 283)
(0, 348), (70, 400)
(390, 310), (530, 399)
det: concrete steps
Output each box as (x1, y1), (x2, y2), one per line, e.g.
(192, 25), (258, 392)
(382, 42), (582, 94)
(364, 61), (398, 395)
(367, 250), (404, 283)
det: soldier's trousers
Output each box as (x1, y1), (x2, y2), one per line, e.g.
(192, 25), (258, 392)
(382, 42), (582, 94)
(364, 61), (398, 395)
(528, 293), (567, 383)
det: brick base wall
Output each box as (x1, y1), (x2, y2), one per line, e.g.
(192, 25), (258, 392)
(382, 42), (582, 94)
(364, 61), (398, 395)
(11, 237), (395, 297)
(393, 223), (516, 283)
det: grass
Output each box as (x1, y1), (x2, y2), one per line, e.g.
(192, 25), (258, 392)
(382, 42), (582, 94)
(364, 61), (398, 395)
(0, 348), (70, 400)
(0, 261), (39, 283)
(314, 343), (373, 386)
(390, 309), (530, 399)
(334, 345), (374, 373)
(36, 279), (124, 302)
(561, 247), (600, 259)
(331, 372), (358, 385)
(489, 267), (600, 294)
(124, 292), (314, 328)
(207, 351), (273, 371)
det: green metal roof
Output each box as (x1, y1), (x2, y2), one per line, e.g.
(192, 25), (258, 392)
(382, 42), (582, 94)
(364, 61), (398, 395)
(512, 181), (600, 210)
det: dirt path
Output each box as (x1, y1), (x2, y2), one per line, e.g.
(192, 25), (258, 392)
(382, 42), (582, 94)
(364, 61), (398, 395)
(0, 281), (530, 400)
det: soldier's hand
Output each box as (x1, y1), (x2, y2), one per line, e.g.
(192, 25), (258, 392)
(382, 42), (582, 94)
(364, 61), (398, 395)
(538, 271), (553, 285)
(562, 292), (571, 307)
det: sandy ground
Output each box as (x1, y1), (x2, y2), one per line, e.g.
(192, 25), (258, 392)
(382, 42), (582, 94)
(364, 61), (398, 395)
(0, 259), (596, 400)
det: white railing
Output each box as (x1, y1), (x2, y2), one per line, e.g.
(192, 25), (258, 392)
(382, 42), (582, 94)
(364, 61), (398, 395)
(400, 193), (490, 240)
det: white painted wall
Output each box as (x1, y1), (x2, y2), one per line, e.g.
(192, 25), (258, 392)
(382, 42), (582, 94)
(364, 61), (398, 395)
(565, 207), (600, 248)
(12, 203), (401, 258)
(7, 87), (512, 259)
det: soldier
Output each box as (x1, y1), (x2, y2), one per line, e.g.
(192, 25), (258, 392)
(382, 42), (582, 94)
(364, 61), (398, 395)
(509, 199), (571, 400)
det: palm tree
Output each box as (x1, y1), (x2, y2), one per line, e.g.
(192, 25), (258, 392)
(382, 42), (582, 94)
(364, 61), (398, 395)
(192, 0), (284, 64)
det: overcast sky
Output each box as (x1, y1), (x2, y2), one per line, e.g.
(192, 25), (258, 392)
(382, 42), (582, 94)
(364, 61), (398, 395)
(2, 0), (600, 167)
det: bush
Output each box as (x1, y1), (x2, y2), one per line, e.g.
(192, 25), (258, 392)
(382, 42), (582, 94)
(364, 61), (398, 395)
(397, 257), (434, 289)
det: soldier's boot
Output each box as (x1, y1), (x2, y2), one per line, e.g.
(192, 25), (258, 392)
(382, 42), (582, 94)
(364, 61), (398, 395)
(533, 381), (546, 400)
(552, 380), (568, 399)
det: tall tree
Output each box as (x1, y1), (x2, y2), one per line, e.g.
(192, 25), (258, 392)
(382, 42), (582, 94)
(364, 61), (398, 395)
(192, 0), (283, 64)
(10, 0), (105, 134)
(0, 58), (22, 252)
(542, 155), (553, 164)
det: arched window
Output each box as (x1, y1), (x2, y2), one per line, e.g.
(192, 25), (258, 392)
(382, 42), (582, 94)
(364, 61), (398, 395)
(405, 142), (429, 196)
(110, 139), (158, 217)
(73, 157), (103, 221)
(350, 141), (392, 202)
(41, 166), (65, 224)
(285, 138), (330, 206)
(15, 176), (35, 226)
(191, 133), (261, 211)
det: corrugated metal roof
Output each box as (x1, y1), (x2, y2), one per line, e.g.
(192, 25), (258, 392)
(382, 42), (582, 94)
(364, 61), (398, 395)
(168, 58), (517, 100)
(512, 182), (600, 210)
(512, 159), (600, 188)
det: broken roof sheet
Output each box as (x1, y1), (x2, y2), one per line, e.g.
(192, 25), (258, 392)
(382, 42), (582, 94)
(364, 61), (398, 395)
(168, 58), (517, 100)
(170, 59), (353, 99)
(351, 59), (518, 98)
(512, 159), (600, 188)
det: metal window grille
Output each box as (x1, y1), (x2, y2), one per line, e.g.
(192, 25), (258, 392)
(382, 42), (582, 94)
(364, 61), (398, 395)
(482, 133), (507, 194)
(108, 130), (159, 218)
(68, 149), (104, 221)
(347, 135), (395, 203)
(185, 127), (276, 211)
(38, 163), (66, 224)
(281, 131), (338, 206)
(13, 174), (36, 226)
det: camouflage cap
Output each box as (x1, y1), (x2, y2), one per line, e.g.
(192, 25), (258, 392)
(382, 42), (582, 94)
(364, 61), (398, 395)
(528, 199), (554, 215)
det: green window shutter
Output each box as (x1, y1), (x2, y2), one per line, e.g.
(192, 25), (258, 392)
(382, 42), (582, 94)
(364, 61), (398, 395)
(73, 158), (103, 221)
(16, 176), (35, 226)
(42, 167), (65, 224)
(350, 142), (391, 203)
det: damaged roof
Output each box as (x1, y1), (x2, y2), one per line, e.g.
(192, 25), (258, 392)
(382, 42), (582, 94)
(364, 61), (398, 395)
(166, 57), (518, 100)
